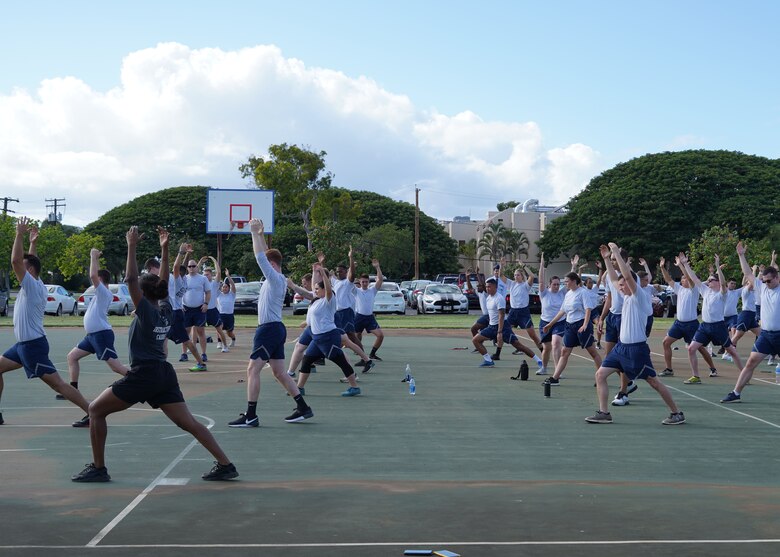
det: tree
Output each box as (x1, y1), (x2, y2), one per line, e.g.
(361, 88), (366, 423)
(502, 228), (530, 264)
(687, 225), (773, 280)
(496, 200), (520, 212)
(240, 144), (333, 251)
(36, 224), (68, 282)
(458, 238), (478, 270)
(477, 221), (507, 262)
(57, 232), (105, 281)
(538, 150), (780, 264)
(357, 224), (414, 279)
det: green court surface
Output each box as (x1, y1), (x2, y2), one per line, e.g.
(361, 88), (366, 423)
(1, 326), (780, 557)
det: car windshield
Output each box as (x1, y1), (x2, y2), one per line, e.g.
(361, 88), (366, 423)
(378, 283), (400, 292)
(47, 286), (57, 293)
(236, 283), (261, 295)
(427, 285), (460, 294)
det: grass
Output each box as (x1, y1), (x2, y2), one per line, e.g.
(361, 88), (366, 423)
(0, 313), (677, 331)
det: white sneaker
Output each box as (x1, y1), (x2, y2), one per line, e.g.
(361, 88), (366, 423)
(611, 393), (629, 406)
(229, 339), (236, 348)
(217, 343), (223, 350)
(287, 370), (296, 377)
(536, 367), (547, 375)
(722, 354), (733, 362)
(221, 347), (229, 353)
(768, 357), (777, 366)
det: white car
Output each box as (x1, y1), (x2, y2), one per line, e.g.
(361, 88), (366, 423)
(77, 283), (135, 316)
(44, 285), (78, 316)
(372, 282), (406, 315)
(416, 283), (469, 314)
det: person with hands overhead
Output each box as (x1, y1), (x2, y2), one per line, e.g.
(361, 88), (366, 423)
(537, 253), (565, 375)
(354, 259), (386, 362)
(217, 269), (237, 348)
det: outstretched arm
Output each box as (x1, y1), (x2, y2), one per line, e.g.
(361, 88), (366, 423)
(225, 269), (236, 293)
(27, 224), (39, 257)
(89, 248), (101, 288)
(250, 218), (268, 256)
(659, 257), (675, 287)
(11, 217), (31, 283)
(736, 242), (755, 290)
(287, 277), (314, 300)
(158, 227), (169, 284)
(610, 243), (636, 294)
(347, 245), (356, 282)
(173, 243), (191, 279)
(538, 254), (546, 293)
(678, 252), (701, 287)
(570, 254), (579, 273)
(125, 226), (144, 307)
(372, 259), (383, 289)
(715, 255), (727, 295)
(210, 256), (221, 281)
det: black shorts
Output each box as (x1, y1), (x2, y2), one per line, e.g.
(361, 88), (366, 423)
(111, 360), (185, 409)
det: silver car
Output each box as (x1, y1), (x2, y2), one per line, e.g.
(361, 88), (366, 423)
(77, 283), (135, 316)
(416, 283), (469, 314)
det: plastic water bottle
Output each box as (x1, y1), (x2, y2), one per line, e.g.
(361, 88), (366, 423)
(409, 377), (416, 395)
(402, 364), (412, 383)
(775, 364), (780, 384)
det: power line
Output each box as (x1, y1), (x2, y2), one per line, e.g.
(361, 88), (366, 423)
(45, 198), (66, 224)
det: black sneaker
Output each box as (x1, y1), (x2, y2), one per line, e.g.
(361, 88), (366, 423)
(284, 407), (314, 423)
(55, 393), (66, 400)
(72, 415), (90, 428)
(228, 413), (259, 428)
(543, 377), (560, 386)
(491, 353), (501, 361)
(72, 463), (111, 482)
(362, 360), (375, 373)
(202, 462), (238, 481)
(0, 412), (4, 425)
(626, 380), (638, 395)
(370, 354), (383, 361)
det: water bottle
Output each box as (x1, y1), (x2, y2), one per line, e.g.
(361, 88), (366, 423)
(402, 364), (412, 383)
(775, 364), (780, 384)
(519, 360), (529, 381)
(409, 377), (416, 395)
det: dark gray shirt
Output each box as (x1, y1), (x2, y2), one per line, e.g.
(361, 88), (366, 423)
(128, 297), (172, 366)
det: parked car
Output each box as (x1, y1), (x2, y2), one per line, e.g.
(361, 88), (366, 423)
(399, 280), (414, 301)
(233, 281), (263, 314)
(44, 285), (77, 316)
(416, 283), (469, 314)
(372, 282), (406, 314)
(434, 273), (459, 283)
(77, 283), (136, 316)
(228, 275), (248, 283)
(0, 287), (9, 316)
(406, 280), (434, 309)
(292, 293), (311, 315)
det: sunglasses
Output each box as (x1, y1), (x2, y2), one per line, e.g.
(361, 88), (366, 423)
(763, 278), (776, 284)
(187, 264), (197, 268)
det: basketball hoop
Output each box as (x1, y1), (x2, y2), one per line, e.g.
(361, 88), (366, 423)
(230, 220), (246, 230)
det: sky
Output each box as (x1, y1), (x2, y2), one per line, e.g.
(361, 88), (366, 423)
(1, 1), (779, 228)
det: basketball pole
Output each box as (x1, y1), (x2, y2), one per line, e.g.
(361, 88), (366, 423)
(217, 233), (222, 268)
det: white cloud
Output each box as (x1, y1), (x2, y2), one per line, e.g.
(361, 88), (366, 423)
(0, 42), (603, 227)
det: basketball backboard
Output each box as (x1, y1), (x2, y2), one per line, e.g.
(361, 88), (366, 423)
(206, 189), (275, 234)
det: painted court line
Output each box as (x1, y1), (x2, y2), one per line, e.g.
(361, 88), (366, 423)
(86, 413), (216, 548)
(0, 448), (46, 452)
(667, 385), (780, 430)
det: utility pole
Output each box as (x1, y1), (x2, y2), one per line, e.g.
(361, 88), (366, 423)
(45, 198), (66, 224)
(414, 186), (420, 280)
(1, 197), (19, 220)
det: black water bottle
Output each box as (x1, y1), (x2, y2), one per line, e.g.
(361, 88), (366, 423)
(519, 360), (529, 381)
(544, 381), (551, 397)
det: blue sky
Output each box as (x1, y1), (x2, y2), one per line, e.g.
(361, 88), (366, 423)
(2, 1), (778, 226)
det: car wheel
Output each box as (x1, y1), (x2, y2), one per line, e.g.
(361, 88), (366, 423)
(55, 304), (62, 316)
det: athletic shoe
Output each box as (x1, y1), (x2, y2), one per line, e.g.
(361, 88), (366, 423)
(229, 339), (236, 347)
(611, 393), (629, 406)
(55, 393), (65, 400)
(709, 368), (719, 377)
(717, 346), (725, 355)
(721, 391), (741, 403)
(596, 341), (603, 350)
(287, 370), (296, 378)
(228, 413), (259, 428)
(543, 377), (560, 386)
(0, 412), (4, 425)
(202, 462), (238, 481)
(626, 380), (638, 395)
(767, 357), (777, 366)
(341, 386), (361, 397)
(284, 407), (314, 423)
(72, 463), (110, 482)
(479, 360), (495, 368)
(659, 368), (674, 377)
(370, 354), (383, 361)
(201, 354), (208, 362)
(178, 354), (188, 362)
(72, 415), (90, 428)
(683, 376), (702, 384)
(206, 336), (213, 343)
(189, 363), (207, 372)
(536, 367), (547, 376)
(221, 347), (229, 353)
(491, 353), (501, 361)
(585, 411), (612, 424)
(662, 412), (686, 425)
(216, 342), (223, 350)
(512, 349), (521, 355)
(362, 360), (375, 373)
(721, 354), (733, 361)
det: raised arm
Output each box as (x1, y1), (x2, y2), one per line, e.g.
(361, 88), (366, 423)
(639, 257), (652, 278)
(610, 243), (636, 294)
(287, 277), (314, 300)
(27, 224), (39, 257)
(538, 254), (546, 293)
(89, 248), (101, 288)
(736, 242), (755, 289)
(770, 250), (777, 269)
(600, 244), (620, 289)
(659, 257), (675, 287)
(678, 252), (701, 287)
(315, 263), (333, 300)
(372, 259), (383, 289)
(224, 269), (237, 293)
(595, 260), (606, 287)
(570, 254), (579, 273)
(522, 262), (535, 287)
(125, 226), (144, 307)
(173, 243), (191, 279)
(210, 256), (221, 281)
(11, 217), (31, 283)
(250, 218), (268, 256)
(714, 254), (727, 294)
(157, 227), (169, 284)
(346, 245), (356, 282)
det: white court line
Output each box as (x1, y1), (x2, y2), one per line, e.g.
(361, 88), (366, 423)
(86, 412), (216, 548)
(667, 385), (780, 430)
(0, 448), (46, 452)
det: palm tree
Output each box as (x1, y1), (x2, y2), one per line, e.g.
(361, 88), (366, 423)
(459, 238), (478, 270)
(477, 221), (507, 263)
(502, 229), (530, 264)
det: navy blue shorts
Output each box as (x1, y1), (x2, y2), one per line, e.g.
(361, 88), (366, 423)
(250, 321), (287, 361)
(77, 329), (119, 361)
(479, 324), (518, 343)
(2, 336), (57, 379)
(205, 307), (222, 327)
(111, 360), (184, 409)
(475, 314), (489, 327)
(754, 330), (780, 356)
(724, 314), (738, 330)
(693, 321), (732, 347)
(757, 305), (762, 320)
(563, 319), (594, 349)
(183, 305), (206, 328)
(335, 308), (356, 334)
(667, 319), (699, 343)
(539, 319), (565, 344)
(605, 312), (622, 344)
(167, 309), (189, 344)
(297, 326), (313, 346)
(220, 313), (235, 332)
(305, 329), (345, 360)
(645, 315), (654, 338)
(735, 310), (758, 332)
(354, 313), (380, 333)
(601, 341), (657, 380)
(507, 307), (533, 329)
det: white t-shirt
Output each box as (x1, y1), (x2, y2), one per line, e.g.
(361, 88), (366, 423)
(217, 290), (236, 314)
(562, 287), (594, 323)
(495, 277), (507, 298)
(724, 288), (741, 317)
(540, 288), (565, 322)
(332, 277), (357, 311)
(207, 279), (221, 310)
(307, 295), (337, 335)
(182, 273), (210, 308)
(673, 283), (699, 322)
(585, 284), (601, 308)
(620, 287), (652, 344)
(255, 252), (286, 324)
(486, 292), (504, 326)
(606, 280), (624, 315)
(355, 286), (378, 316)
(506, 279), (531, 309)
(168, 276), (186, 311)
(84, 282), (112, 334)
(641, 285), (657, 316)
(13, 272), (47, 342)
(741, 286), (756, 313)
(755, 280), (779, 332)
(698, 284), (727, 323)
(477, 291), (488, 315)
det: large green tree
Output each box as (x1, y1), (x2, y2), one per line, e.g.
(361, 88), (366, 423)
(538, 150), (780, 264)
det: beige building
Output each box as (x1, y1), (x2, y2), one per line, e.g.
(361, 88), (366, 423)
(442, 199), (573, 277)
